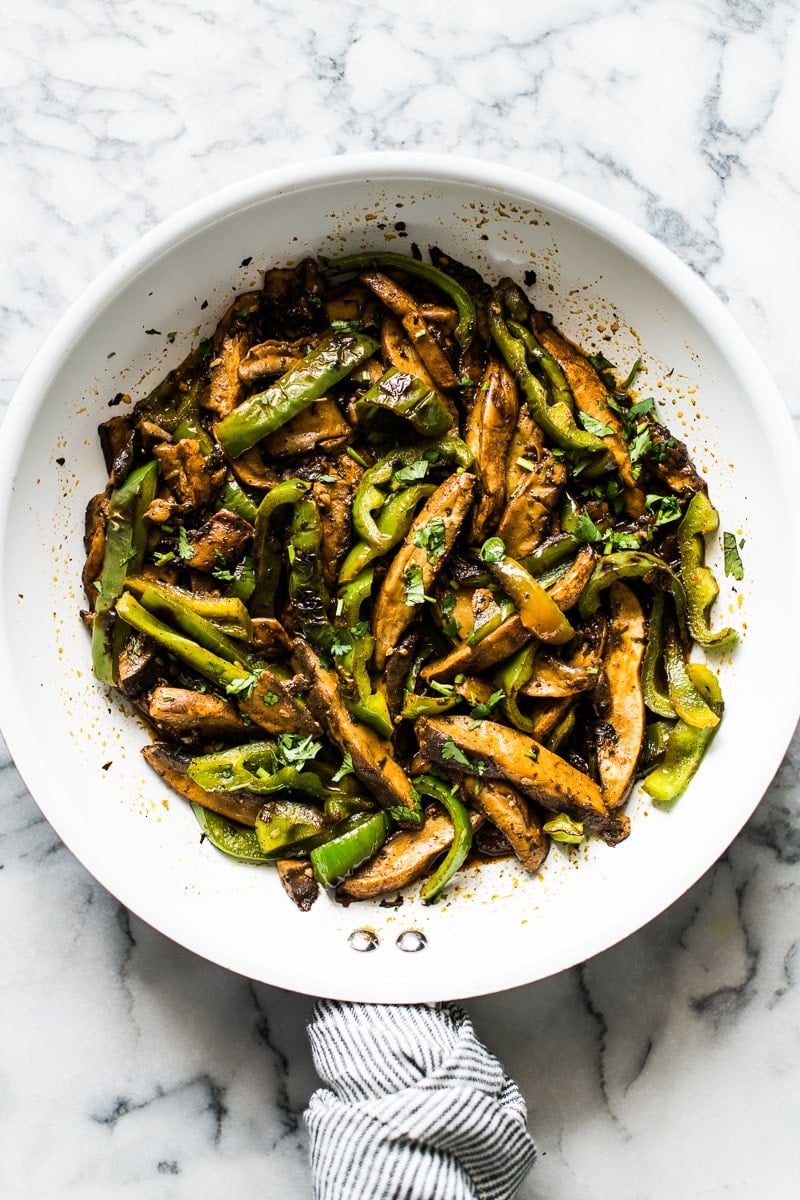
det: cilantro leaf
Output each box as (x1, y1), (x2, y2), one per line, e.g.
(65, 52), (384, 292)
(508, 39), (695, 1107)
(394, 459), (430, 485)
(403, 563), (428, 607)
(645, 493), (682, 526)
(577, 411), (615, 438)
(271, 733), (323, 771)
(468, 689), (505, 720)
(331, 751), (355, 782)
(479, 536), (506, 564)
(723, 531), (744, 580)
(413, 516), (447, 563)
(176, 526), (194, 561)
(441, 737), (485, 774)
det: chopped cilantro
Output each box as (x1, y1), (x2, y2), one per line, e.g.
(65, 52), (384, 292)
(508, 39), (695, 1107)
(645, 494), (682, 526)
(331, 751), (355, 782)
(394, 459), (430, 485)
(271, 733), (323, 771)
(441, 737), (485, 774)
(224, 673), (258, 699)
(176, 526), (194, 561)
(723, 531), (744, 580)
(440, 591), (459, 638)
(468, 689), (505, 720)
(413, 516), (447, 563)
(578, 412), (615, 438)
(403, 563), (428, 607)
(479, 536), (506, 564)
(262, 691), (281, 706)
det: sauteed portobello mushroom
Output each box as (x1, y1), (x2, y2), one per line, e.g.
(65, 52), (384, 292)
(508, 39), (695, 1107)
(81, 248), (737, 910)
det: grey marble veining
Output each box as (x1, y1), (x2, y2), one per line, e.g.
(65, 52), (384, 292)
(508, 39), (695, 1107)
(1, 1), (799, 1197)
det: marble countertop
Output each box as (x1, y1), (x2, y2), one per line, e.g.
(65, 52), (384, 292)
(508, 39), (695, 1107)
(2, 2), (799, 1197)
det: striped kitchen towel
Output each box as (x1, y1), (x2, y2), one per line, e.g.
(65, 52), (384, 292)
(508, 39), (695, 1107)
(305, 1000), (536, 1199)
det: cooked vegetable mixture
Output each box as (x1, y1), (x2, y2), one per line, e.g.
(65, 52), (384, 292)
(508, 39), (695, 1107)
(82, 247), (737, 911)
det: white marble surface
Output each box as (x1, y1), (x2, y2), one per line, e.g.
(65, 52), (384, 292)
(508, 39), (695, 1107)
(1, 1), (799, 1197)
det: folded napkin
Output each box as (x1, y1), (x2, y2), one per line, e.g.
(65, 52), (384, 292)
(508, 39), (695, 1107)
(305, 1000), (536, 1200)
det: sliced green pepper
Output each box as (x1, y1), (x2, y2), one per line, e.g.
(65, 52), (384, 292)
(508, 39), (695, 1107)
(310, 810), (391, 888)
(255, 799), (328, 858)
(191, 803), (271, 864)
(642, 663), (723, 805)
(323, 251), (477, 349)
(132, 582), (259, 670)
(663, 618), (720, 730)
(287, 496), (333, 645)
(187, 741), (275, 790)
(115, 591), (256, 694)
(641, 590), (676, 719)
(577, 550), (688, 635)
(414, 775), (473, 904)
(489, 282), (606, 456)
(496, 643), (538, 734)
(352, 438), (473, 549)
(678, 491), (738, 648)
(485, 554), (575, 644)
(215, 329), (380, 457)
(355, 368), (452, 439)
(338, 483), (436, 582)
(91, 459), (159, 683)
(125, 576), (253, 641)
(251, 477), (309, 618)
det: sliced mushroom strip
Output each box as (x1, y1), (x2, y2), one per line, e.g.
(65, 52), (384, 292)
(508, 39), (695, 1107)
(260, 398), (351, 459)
(594, 582), (647, 809)
(338, 805), (484, 901)
(497, 453), (567, 559)
(180, 509), (254, 573)
(416, 715), (630, 845)
(142, 743), (263, 826)
(360, 270), (460, 390)
(276, 859), (319, 911)
(293, 641), (421, 823)
(465, 358), (519, 542)
(238, 669), (321, 736)
(519, 652), (599, 698)
(148, 687), (250, 737)
(371, 472), (476, 671)
(531, 311), (645, 515)
(204, 329), (249, 418)
(237, 337), (310, 383)
(464, 777), (549, 872)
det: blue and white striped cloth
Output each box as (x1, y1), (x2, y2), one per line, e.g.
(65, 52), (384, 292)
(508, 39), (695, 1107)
(305, 1000), (536, 1200)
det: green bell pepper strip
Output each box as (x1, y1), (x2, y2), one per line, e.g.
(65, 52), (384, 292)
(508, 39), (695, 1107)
(255, 799), (328, 858)
(215, 329), (379, 457)
(413, 775), (473, 904)
(324, 793), (374, 823)
(310, 810), (392, 888)
(488, 284), (606, 455)
(322, 251), (477, 350)
(191, 803), (271, 863)
(642, 663), (723, 805)
(251, 477), (310, 617)
(663, 618), (720, 730)
(187, 741), (275, 790)
(641, 590), (677, 719)
(224, 554), (256, 603)
(132, 582), (259, 671)
(506, 315), (576, 417)
(125, 576), (253, 641)
(521, 533), (582, 579)
(546, 704), (577, 756)
(91, 460), (159, 684)
(678, 491), (738, 648)
(333, 567), (394, 738)
(542, 813), (584, 844)
(287, 495), (333, 646)
(485, 555), (575, 644)
(338, 483), (436, 582)
(115, 591), (256, 694)
(216, 477), (259, 523)
(400, 692), (462, 720)
(639, 720), (674, 774)
(352, 437), (473, 549)
(577, 550), (689, 635)
(496, 643), (539, 734)
(355, 368), (453, 439)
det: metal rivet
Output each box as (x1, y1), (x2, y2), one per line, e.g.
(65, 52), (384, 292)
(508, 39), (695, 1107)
(396, 929), (427, 953)
(348, 928), (379, 952)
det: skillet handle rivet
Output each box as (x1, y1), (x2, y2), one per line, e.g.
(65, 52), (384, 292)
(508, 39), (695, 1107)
(396, 929), (427, 953)
(348, 928), (379, 952)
